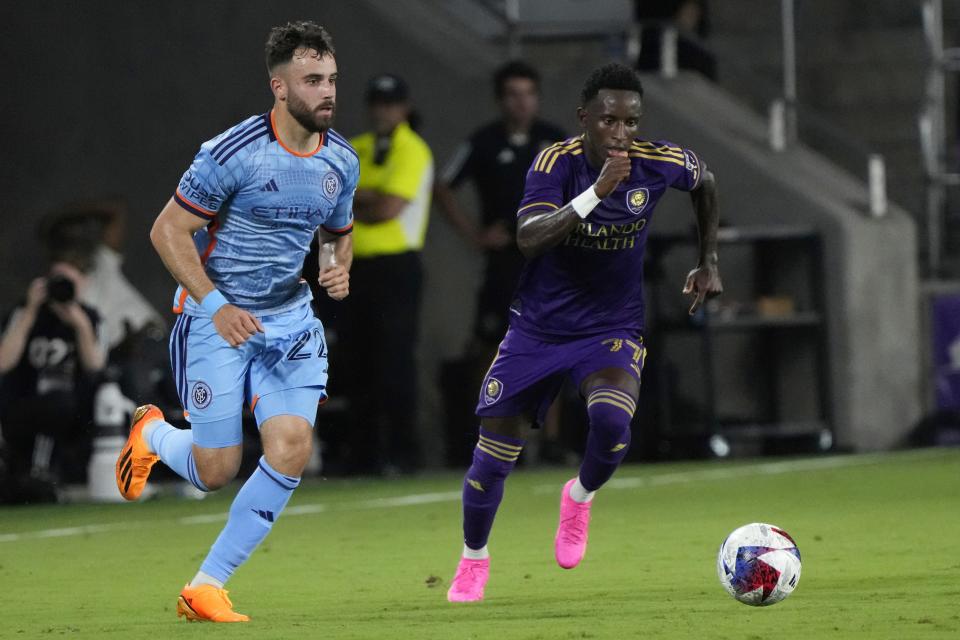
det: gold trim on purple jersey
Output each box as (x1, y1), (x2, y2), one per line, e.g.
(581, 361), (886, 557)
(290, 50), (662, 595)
(628, 141), (686, 166)
(533, 137), (584, 174)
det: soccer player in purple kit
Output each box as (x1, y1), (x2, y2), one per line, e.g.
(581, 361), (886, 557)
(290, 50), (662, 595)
(447, 63), (723, 602)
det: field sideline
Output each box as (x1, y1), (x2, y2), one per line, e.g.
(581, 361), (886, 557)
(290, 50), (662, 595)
(1, 448), (958, 639)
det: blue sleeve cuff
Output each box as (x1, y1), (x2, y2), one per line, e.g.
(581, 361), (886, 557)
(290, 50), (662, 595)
(200, 289), (228, 316)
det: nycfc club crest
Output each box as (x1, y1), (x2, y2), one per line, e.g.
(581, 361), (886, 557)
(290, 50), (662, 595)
(322, 171), (342, 199)
(484, 377), (503, 405)
(626, 188), (649, 215)
(192, 381), (213, 409)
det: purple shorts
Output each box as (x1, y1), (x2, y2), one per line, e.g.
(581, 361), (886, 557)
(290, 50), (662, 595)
(475, 326), (647, 424)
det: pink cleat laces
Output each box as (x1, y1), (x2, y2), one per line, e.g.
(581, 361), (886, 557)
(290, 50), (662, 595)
(447, 557), (490, 602)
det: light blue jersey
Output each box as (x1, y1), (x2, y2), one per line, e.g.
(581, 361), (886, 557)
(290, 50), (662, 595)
(172, 110), (359, 315)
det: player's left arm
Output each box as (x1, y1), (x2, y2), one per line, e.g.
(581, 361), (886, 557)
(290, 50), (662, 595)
(317, 229), (352, 301)
(517, 151), (631, 259)
(683, 167), (723, 314)
(318, 161), (357, 301)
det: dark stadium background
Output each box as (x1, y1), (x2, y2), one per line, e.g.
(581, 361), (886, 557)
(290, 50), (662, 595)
(2, 0), (959, 466)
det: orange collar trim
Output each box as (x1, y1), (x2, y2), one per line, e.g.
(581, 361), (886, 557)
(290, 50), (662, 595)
(270, 109), (324, 157)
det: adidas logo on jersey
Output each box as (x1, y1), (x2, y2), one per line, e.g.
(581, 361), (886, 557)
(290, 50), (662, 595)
(260, 179), (279, 192)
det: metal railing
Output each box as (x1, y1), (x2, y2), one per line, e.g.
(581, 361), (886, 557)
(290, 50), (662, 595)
(467, 0), (888, 220)
(920, 0), (959, 276)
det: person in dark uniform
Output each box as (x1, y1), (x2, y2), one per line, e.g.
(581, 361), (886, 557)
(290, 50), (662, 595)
(435, 61), (567, 350)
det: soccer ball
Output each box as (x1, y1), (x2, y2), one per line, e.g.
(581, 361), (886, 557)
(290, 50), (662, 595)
(716, 522), (801, 606)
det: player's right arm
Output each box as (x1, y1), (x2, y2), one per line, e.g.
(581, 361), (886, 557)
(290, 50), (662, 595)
(516, 151), (630, 259)
(150, 200), (263, 347)
(433, 140), (487, 248)
(433, 182), (484, 248)
(0, 278), (45, 373)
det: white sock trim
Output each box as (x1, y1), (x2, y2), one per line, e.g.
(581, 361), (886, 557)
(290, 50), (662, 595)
(463, 544), (490, 560)
(569, 477), (596, 503)
(189, 570), (224, 589)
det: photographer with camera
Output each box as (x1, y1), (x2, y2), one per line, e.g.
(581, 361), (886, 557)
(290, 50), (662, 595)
(0, 260), (104, 490)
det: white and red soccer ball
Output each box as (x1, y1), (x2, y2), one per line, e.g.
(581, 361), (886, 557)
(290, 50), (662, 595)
(717, 522), (802, 606)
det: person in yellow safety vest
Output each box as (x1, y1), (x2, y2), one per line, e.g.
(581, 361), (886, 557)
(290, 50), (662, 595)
(340, 73), (433, 474)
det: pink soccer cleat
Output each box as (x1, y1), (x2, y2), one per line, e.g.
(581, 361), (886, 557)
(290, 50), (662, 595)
(555, 478), (592, 569)
(446, 557), (490, 602)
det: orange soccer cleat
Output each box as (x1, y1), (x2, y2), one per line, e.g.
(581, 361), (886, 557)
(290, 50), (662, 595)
(177, 584), (250, 622)
(115, 404), (163, 500)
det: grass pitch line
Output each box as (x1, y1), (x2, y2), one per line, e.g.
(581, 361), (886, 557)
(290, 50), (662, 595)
(0, 491), (460, 544)
(533, 447), (957, 494)
(0, 448), (953, 544)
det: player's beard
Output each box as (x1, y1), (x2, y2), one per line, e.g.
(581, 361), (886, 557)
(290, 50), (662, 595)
(287, 91), (335, 133)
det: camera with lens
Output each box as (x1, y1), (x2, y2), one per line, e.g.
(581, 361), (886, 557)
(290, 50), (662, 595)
(47, 274), (76, 303)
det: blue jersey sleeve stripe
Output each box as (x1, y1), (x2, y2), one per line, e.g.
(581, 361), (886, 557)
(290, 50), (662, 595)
(328, 137), (359, 161)
(209, 122), (253, 156)
(326, 130), (359, 161)
(218, 131), (267, 167)
(217, 130), (269, 166)
(212, 122), (267, 162)
(174, 190), (217, 219)
(210, 117), (264, 156)
(326, 129), (351, 147)
(213, 123), (268, 164)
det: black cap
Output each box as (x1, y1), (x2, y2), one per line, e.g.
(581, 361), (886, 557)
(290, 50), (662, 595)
(365, 73), (409, 104)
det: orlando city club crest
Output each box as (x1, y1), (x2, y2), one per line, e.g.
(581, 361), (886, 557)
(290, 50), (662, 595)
(626, 188), (649, 215)
(684, 149), (701, 184)
(484, 377), (503, 405)
(322, 171), (342, 200)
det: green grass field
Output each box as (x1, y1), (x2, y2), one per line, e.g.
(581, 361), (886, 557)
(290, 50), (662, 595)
(2, 448), (958, 639)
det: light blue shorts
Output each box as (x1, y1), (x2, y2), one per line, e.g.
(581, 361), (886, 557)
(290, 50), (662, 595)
(169, 302), (328, 448)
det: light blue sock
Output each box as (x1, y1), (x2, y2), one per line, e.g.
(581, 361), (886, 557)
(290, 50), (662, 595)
(146, 421), (207, 492)
(199, 456), (300, 583)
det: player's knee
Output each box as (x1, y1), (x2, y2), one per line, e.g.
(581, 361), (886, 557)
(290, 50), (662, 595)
(588, 411), (632, 453)
(261, 422), (313, 476)
(469, 428), (525, 483)
(586, 388), (635, 452)
(197, 461), (240, 491)
(193, 446), (242, 490)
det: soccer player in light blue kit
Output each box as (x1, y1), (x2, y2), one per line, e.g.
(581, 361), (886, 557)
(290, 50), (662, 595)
(114, 21), (357, 622)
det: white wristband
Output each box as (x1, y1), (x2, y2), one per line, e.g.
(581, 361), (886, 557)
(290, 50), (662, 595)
(571, 186), (601, 219)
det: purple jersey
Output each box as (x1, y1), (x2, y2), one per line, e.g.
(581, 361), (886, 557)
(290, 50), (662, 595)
(510, 136), (703, 340)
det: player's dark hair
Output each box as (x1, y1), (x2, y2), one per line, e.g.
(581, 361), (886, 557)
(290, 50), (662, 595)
(493, 60), (540, 99)
(580, 63), (644, 105)
(265, 21), (335, 72)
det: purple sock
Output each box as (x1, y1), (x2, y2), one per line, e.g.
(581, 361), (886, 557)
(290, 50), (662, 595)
(579, 387), (635, 491)
(461, 427), (525, 550)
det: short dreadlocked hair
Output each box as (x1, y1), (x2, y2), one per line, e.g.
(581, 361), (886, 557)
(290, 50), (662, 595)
(265, 21), (335, 72)
(580, 63), (644, 105)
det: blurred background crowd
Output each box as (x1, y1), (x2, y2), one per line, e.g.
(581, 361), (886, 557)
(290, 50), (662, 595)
(2, 0), (959, 503)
